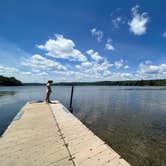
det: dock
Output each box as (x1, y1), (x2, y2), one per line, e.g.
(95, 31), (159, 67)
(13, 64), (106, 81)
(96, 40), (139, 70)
(0, 101), (131, 166)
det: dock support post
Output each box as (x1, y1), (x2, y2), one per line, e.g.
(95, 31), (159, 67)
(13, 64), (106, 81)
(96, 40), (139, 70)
(69, 85), (74, 113)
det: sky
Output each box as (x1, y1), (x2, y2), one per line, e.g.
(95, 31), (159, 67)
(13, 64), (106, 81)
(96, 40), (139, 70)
(0, 0), (166, 83)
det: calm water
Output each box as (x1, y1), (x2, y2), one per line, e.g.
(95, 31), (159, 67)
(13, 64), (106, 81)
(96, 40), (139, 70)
(0, 86), (166, 166)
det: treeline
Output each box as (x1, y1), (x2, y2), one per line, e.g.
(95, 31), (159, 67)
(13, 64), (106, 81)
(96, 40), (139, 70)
(54, 79), (166, 86)
(0, 76), (22, 86)
(23, 83), (45, 86)
(2, 75), (165, 86)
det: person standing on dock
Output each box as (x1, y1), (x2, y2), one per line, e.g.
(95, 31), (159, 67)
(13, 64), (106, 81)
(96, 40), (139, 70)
(45, 80), (53, 103)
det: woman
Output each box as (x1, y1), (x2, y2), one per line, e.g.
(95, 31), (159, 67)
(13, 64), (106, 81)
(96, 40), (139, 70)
(45, 80), (53, 103)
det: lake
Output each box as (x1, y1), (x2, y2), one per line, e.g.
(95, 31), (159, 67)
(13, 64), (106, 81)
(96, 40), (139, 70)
(0, 86), (166, 166)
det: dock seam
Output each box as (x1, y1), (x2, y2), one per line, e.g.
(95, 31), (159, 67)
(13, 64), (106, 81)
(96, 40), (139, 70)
(48, 104), (76, 166)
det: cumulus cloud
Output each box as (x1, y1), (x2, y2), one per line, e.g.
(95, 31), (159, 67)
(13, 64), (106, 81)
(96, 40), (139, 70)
(112, 16), (123, 29)
(74, 57), (132, 81)
(114, 59), (124, 69)
(5, 33), (166, 82)
(114, 59), (129, 70)
(79, 62), (92, 67)
(0, 65), (20, 76)
(128, 5), (149, 35)
(86, 49), (103, 61)
(137, 62), (166, 79)
(21, 54), (67, 71)
(90, 28), (104, 42)
(105, 39), (115, 51)
(110, 8), (126, 30)
(75, 58), (113, 80)
(138, 62), (166, 75)
(124, 65), (130, 69)
(0, 63), (133, 82)
(37, 34), (87, 62)
(0, 65), (34, 77)
(0, 64), (44, 82)
(103, 70), (111, 76)
(111, 72), (133, 80)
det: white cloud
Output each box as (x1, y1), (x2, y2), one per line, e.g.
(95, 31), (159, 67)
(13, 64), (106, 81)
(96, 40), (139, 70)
(137, 62), (166, 79)
(0, 64), (65, 83)
(0, 63), (134, 82)
(105, 39), (115, 51)
(128, 5), (149, 36)
(74, 57), (133, 81)
(114, 59), (130, 70)
(37, 34), (87, 62)
(74, 58), (113, 80)
(90, 28), (104, 42)
(4, 33), (166, 82)
(110, 8), (126, 30)
(111, 72), (133, 80)
(75, 61), (93, 69)
(100, 58), (114, 71)
(103, 70), (111, 76)
(21, 54), (67, 71)
(0, 35), (136, 82)
(36, 71), (48, 76)
(86, 49), (103, 61)
(145, 60), (152, 65)
(112, 16), (122, 29)
(0, 65), (20, 76)
(0, 64), (45, 82)
(114, 59), (124, 69)
(124, 65), (130, 69)
(0, 65), (33, 78)
(138, 62), (166, 75)
(112, 16), (126, 29)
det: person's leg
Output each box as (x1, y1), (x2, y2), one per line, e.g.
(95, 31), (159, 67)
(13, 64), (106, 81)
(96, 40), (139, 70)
(47, 92), (51, 103)
(45, 92), (50, 103)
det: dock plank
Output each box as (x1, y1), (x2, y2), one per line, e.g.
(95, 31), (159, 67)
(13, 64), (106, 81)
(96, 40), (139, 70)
(50, 102), (131, 166)
(0, 102), (131, 166)
(0, 103), (72, 166)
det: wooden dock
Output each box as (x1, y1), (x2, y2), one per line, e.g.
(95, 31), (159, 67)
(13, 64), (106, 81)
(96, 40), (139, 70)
(0, 101), (131, 166)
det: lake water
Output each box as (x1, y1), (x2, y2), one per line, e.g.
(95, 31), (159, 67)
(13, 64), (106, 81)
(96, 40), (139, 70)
(0, 86), (166, 166)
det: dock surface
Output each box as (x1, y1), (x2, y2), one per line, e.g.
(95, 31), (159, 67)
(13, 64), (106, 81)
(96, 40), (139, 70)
(0, 101), (131, 166)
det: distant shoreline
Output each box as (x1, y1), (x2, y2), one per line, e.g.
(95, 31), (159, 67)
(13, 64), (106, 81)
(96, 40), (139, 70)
(23, 79), (166, 86)
(1, 75), (166, 86)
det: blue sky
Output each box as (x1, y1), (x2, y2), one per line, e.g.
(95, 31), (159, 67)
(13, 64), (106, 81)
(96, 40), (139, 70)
(0, 0), (166, 82)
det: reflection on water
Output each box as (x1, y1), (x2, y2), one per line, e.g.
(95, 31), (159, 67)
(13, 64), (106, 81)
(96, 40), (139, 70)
(0, 91), (16, 103)
(0, 91), (16, 97)
(0, 86), (166, 166)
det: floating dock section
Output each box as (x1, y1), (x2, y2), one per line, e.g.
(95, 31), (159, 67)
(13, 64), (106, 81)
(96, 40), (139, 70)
(0, 101), (131, 166)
